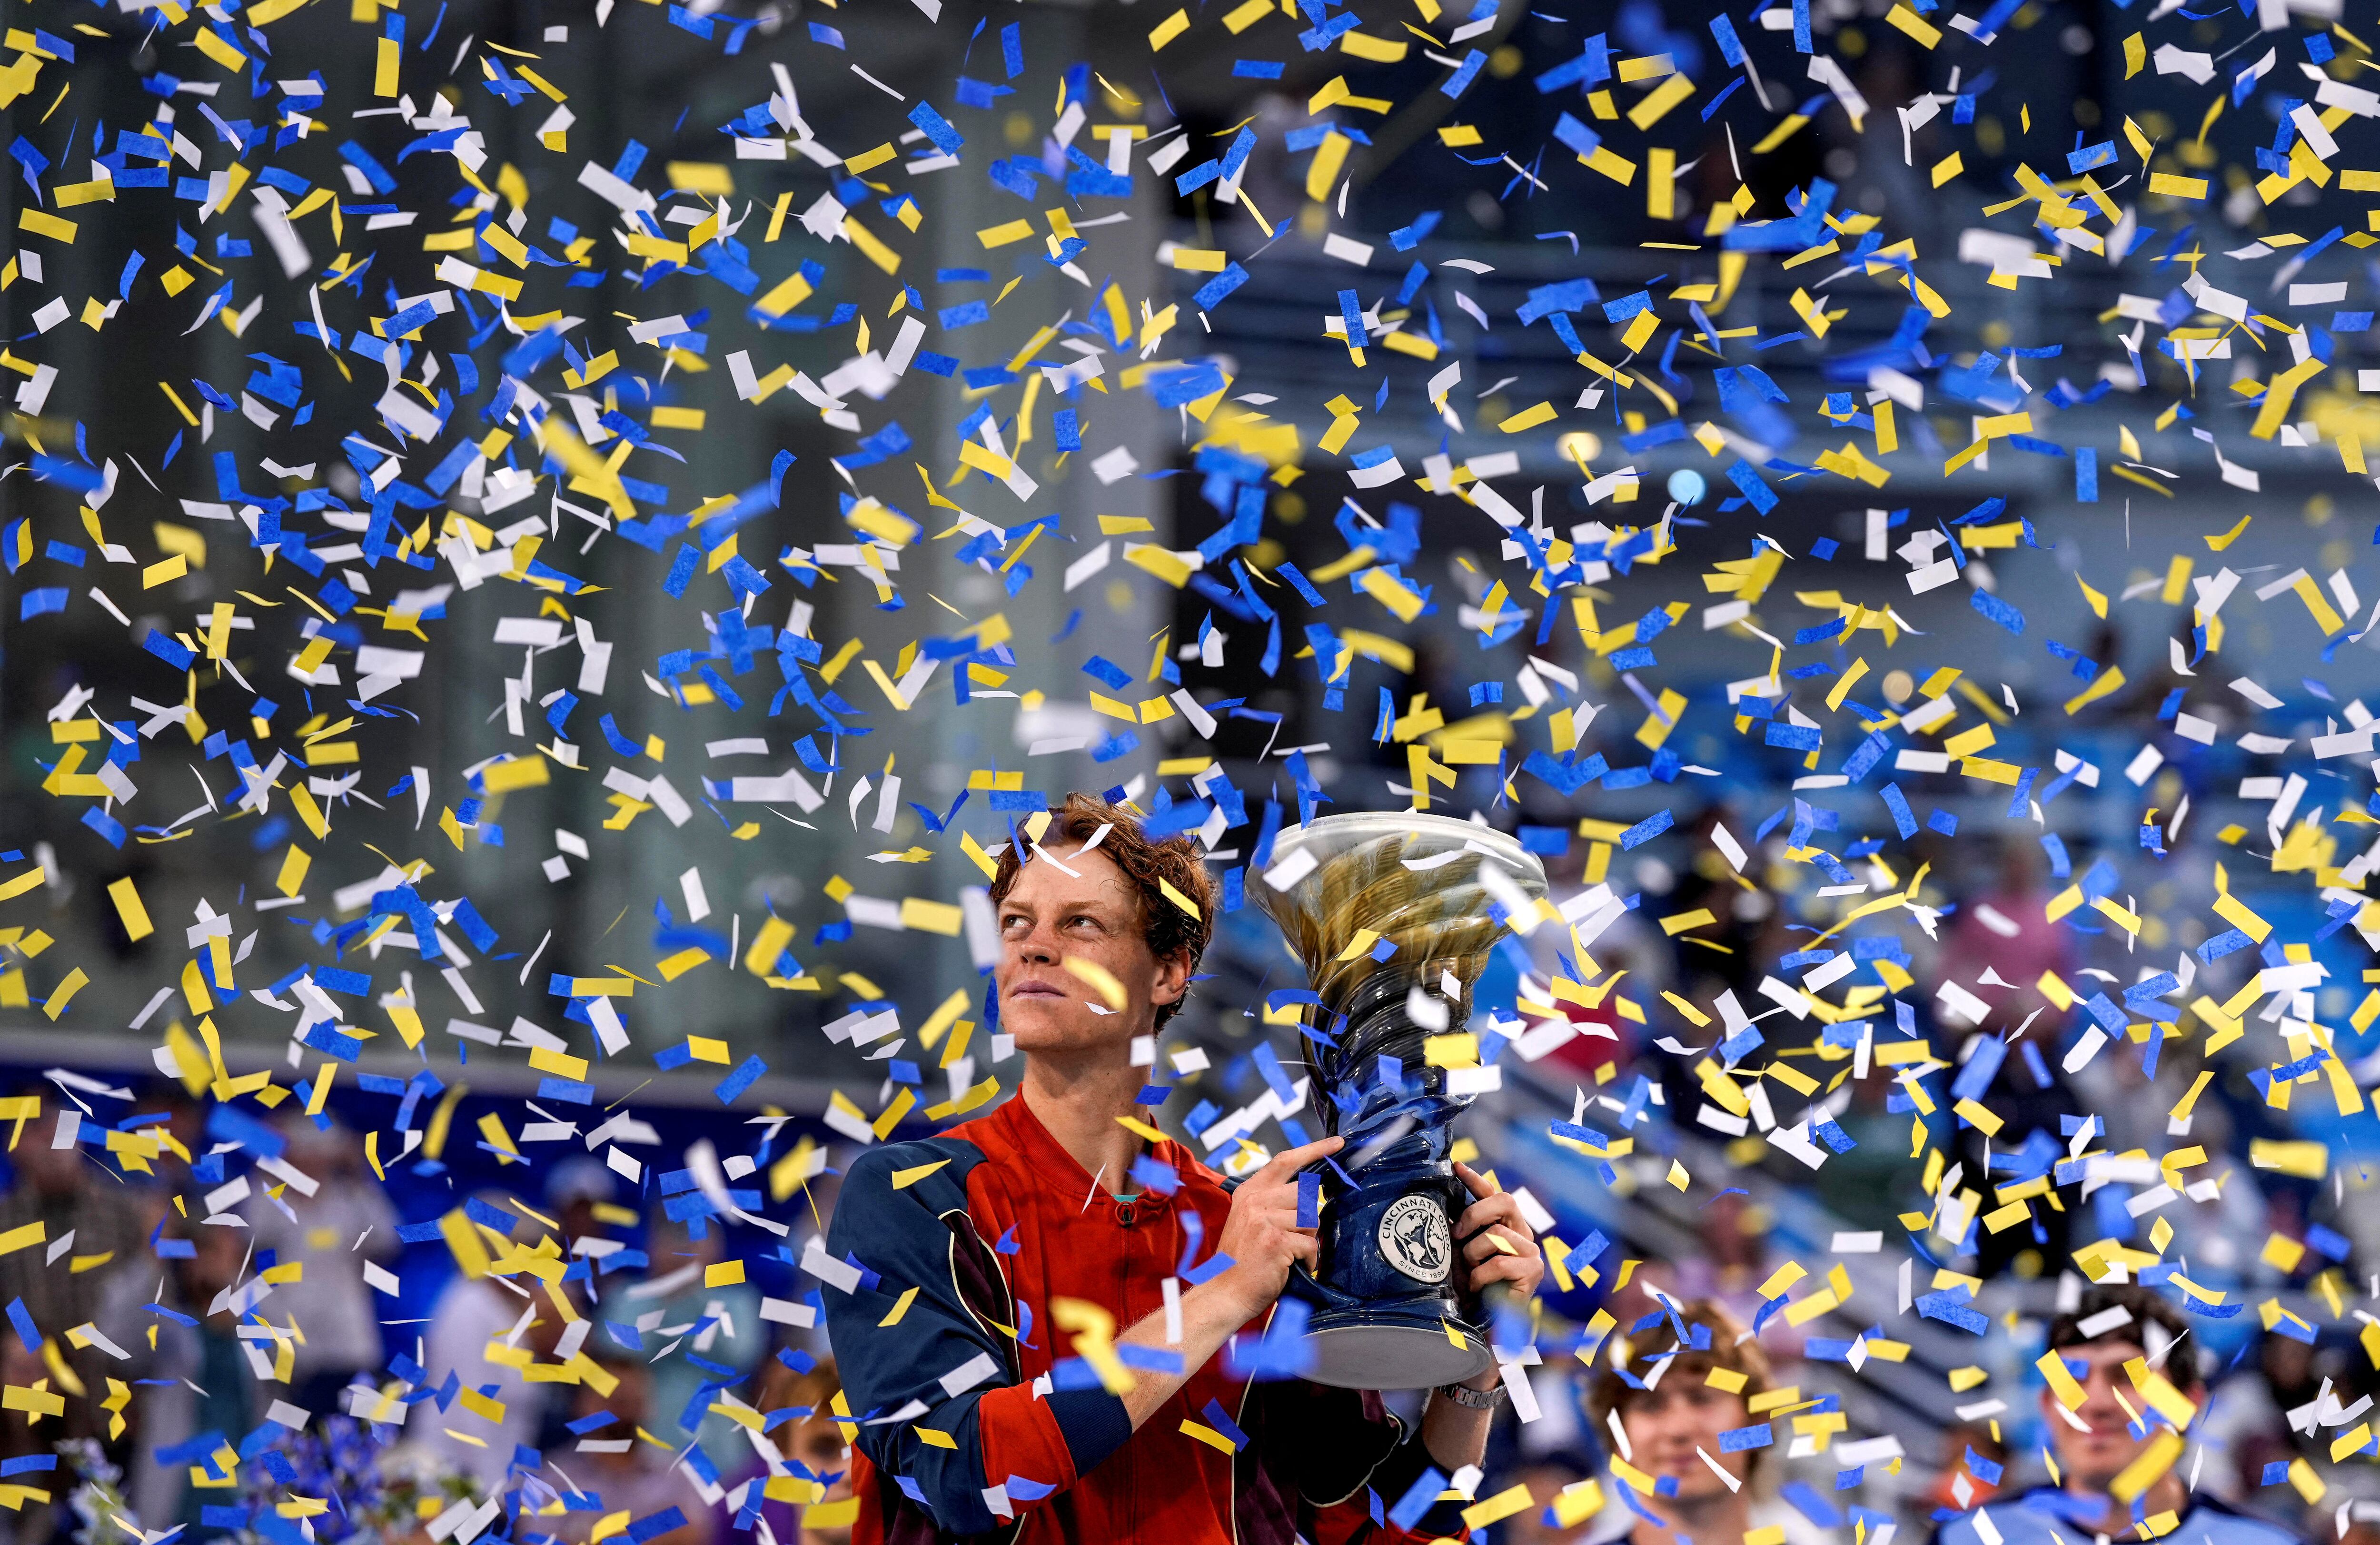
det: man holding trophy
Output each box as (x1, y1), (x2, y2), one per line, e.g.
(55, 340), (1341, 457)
(822, 794), (1547, 1545)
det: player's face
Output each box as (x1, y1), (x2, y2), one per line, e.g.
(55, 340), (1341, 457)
(1619, 1378), (1752, 1501)
(996, 848), (1184, 1057)
(2043, 1339), (2168, 1493)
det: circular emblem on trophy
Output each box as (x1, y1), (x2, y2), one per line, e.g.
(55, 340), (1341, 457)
(1377, 1194), (1453, 1285)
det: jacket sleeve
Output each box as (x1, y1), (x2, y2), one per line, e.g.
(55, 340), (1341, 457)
(1341, 1413), (1473, 1544)
(1259, 1382), (1471, 1543)
(822, 1145), (1131, 1535)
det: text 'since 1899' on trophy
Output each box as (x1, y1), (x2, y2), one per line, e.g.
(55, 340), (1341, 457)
(1254, 812), (1549, 1390)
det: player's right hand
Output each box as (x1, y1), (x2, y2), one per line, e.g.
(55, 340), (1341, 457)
(1211, 1136), (1343, 1323)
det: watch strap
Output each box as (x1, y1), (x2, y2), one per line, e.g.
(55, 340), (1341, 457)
(1435, 1379), (1506, 1409)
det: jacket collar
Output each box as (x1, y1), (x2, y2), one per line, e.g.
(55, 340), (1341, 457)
(979, 1089), (1200, 1215)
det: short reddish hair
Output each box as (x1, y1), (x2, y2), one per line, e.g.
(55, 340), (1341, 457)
(988, 792), (1216, 1027)
(1587, 1299), (1773, 1472)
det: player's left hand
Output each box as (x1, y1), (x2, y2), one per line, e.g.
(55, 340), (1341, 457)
(1452, 1162), (1542, 1301)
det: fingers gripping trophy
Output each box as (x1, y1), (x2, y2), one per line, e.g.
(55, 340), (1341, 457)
(1254, 812), (1547, 1389)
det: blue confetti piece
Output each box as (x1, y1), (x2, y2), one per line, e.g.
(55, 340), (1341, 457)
(715, 1054), (768, 1105)
(1727, 459), (1779, 513)
(1914, 1290), (1989, 1334)
(1442, 48), (1488, 97)
(1709, 12), (1745, 65)
(1194, 262), (1250, 310)
(3, 1299), (35, 1353)
(1389, 1466), (1447, 1532)
(1619, 809), (1673, 849)
(1780, 1482), (1840, 1528)
(907, 99), (963, 155)
(1970, 588), (2025, 635)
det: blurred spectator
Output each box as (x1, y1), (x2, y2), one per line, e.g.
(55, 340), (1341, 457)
(1580, 1298), (1827, 1545)
(97, 1219), (253, 1539)
(535, 1156), (628, 1453)
(717, 1357), (849, 1545)
(1812, 1074), (1922, 1235)
(1923, 1424), (2006, 1516)
(0, 1332), (63, 1545)
(1672, 1193), (1802, 1362)
(406, 1190), (558, 1491)
(1941, 1035), (2082, 1282)
(0, 1087), (146, 1430)
(605, 1208), (763, 1472)
(243, 1113), (398, 1414)
(1664, 808), (1785, 1020)
(410, 1156), (635, 1487)
(1529, 872), (1673, 1090)
(1597, 1259), (1680, 1354)
(2197, 1333), (2322, 1505)
(122, 1081), (204, 1219)
(546, 1154), (619, 1256)
(543, 1353), (714, 1545)
(1936, 836), (2071, 1030)
(1932, 1286), (2301, 1545)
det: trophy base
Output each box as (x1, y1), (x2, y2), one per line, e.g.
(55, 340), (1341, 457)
(1302, 1310), (1495, 1390)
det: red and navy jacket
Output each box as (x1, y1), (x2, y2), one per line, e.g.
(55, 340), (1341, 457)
(818, 1093), (1467, 1545)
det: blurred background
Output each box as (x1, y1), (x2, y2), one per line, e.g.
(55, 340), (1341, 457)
(4, 0), (2380, 1536)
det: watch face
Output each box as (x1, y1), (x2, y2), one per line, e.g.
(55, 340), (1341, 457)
(1378, 1194), (1453, 1284)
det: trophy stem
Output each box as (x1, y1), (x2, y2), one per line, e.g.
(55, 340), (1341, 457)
(1300, 1050), (1486, 1391)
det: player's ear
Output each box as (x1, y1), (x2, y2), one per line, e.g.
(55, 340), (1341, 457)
(1151, 946), (1191, 1006)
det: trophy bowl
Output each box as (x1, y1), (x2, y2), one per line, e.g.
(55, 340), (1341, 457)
(1254, 812), (1547, 1389)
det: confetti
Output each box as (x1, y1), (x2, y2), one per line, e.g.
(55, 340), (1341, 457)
(0, 0), (2378, 1536)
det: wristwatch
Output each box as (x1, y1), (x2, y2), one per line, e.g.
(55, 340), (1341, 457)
(1435, 1379), (1507, 1410)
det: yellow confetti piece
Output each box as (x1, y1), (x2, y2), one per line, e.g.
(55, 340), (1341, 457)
(1423, 1032), (1478, 1068)
(106, 877), (151, 942)
(1359, 567), (1424, 623)
(1461, 1485), (1536, 1531)
(1114, 1113), (1168, 1145)
(1624, 72), (1693, 130)
(1885, 4), (1941, 45)
(41, 969), (86, 1022)
(1179, 1419), (1236, 1453)
(1497, 400), (1557, 434)
(16, 209), (74, 243)
(2111, 1431), (2185, 1504)
(1063, 955), (1128, 1009)
(2251, 1139), (2330, 1178)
